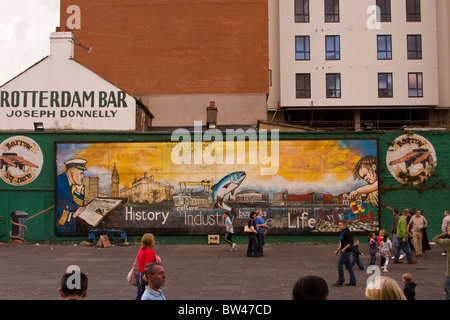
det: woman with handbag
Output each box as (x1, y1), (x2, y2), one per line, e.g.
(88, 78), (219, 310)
(246, 211), (258, 257)
(134, 233), (158, 300)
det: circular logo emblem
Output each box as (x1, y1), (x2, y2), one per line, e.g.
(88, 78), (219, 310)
(386, 134), (437, 185)
(0, 136), (44, 186)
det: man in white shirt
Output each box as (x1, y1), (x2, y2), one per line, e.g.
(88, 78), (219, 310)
(141, 262), (166, 300)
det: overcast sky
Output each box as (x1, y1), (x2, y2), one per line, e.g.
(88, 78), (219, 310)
(0, 0), (60, 85)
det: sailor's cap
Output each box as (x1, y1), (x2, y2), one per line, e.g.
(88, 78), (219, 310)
(64, 158), (87, 171)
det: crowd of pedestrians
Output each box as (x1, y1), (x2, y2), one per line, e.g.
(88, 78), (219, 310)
(57, 207), (450, 301)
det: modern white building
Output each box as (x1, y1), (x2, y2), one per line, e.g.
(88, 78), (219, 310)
(269, 0), (448, 130)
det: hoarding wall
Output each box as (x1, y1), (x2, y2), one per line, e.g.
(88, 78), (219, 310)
(0, 130), (448, 243)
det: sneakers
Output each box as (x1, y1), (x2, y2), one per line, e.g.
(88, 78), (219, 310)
(231, 243), (238, 252)
(441, 252), (447, 256)
(399, 253), (406, 260)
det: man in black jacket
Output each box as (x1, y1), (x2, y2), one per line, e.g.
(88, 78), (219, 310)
(334, 221), (356, 286)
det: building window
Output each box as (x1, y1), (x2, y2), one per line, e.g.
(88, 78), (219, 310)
(378, 73), (393, 97)
(377, 0), (391, 22)
(326, 73), (341, 98)
(407, 35), (422, 59)
(296, 36), (310, 60)
(295, 0), (310, 23)
(325, 0), (339, 22)
(406, 0), (421, 22)
(377, 35), (392, 60)
(408, 72), (423, 97)
(296, 73), (311, 98)
(325, 35), (340, 60)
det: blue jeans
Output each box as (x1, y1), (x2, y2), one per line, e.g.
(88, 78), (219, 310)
(369, 254), (376, 266)
(445, 276), (450, 300)
(247, 233), (258, 257)
(135, 271), (148, 300)
(351, 256), (364, 270)
(337, 250), (356, 284)
(256, 233), (265, 256)
(394, 236), (413, 261)
(392, 233), (405, 255)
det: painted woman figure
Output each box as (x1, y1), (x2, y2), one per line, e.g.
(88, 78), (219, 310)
(349, 155), (379, 207)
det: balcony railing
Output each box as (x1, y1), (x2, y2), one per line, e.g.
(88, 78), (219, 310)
(281, 119), (449, 131)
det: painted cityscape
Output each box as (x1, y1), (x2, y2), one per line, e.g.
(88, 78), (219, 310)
(55, 139), (379, 235)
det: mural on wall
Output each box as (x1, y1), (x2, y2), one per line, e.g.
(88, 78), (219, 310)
(55, 139), (380, 235)
(0, 136), (43, 186)
(386, 134), (437, 185)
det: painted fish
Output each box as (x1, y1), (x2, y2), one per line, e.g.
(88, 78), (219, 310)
(212, 171), (247, 211)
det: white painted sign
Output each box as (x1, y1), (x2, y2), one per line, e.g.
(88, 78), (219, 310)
(0, 32), (136, 131)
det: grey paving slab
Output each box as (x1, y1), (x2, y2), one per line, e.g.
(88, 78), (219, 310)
(0, 241), (447, 300)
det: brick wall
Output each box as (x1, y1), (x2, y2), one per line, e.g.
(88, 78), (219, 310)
(60, 0), (269, 96)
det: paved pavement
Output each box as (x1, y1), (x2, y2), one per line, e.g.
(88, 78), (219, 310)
(0, 240), (447, 301)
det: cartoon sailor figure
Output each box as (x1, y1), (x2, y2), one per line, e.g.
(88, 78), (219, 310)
(56, 158), (87, 233)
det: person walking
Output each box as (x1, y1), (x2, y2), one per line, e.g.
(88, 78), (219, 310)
(141, 262), (167, 300)
(223, 212), (237, 252)
(135, 233), (159, 300)
(394, 211), (417, 265)
(441, 210), (450, 256)
(432, 230), (450, 300)
(377, 229), (386, 267)
(408, 209), (428, 257)
(333, 221), (356, 286)
(351, 239), (364, 270)
(292, 275), (329, 300)
(402, 273), (417, 300)
(368, 233), (377, 266)
(365, 276), (406, 300)
(254, 209), (267, 257)
(59, 270), (88, 300)
(390, 208), (406, 260)
(379, 233), (392, 272)
(246, 211), (258, 257)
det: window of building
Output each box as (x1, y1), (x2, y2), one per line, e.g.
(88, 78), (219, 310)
(296, 73), (311, 98)
(325, 35), (340, 60)
(408, 72), (423, 97)
(406, 0), (421, 22)
(326, 73), (341, 98)
(295, 0), (310, 23)
(295, 36), (310, 60)
(325, 0), (339, 22)
(377, 35), (392, 60)
(407, 35), (422, 59)
(378, 73), (393, 97)
(377, 0), (391, 22)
